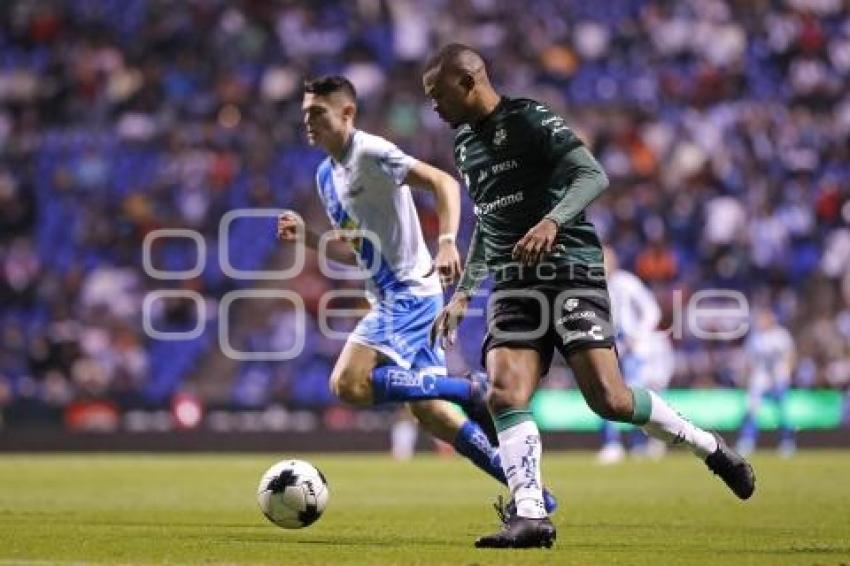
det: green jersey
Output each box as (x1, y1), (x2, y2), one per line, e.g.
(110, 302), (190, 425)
(454, 97), (608, 289)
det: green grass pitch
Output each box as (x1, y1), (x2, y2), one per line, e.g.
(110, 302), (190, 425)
(1, 451), (848, 565)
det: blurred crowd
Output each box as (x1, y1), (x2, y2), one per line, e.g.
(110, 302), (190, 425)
(0, 0), (848, 425)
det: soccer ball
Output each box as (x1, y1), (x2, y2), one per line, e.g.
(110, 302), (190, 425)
(256, 459), (329, 529)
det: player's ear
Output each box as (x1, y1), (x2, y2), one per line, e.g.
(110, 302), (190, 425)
(342, 102), (356, 121)
(459, 73), (475, 93)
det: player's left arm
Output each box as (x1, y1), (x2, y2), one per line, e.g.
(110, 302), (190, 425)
(513, 107), (610, 265)
(404, 161), (462, 286)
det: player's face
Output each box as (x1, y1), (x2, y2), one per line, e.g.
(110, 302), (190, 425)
(423, 69), (471, 128)
(302, 93), (349, 150)
(756, 310), (776, 330)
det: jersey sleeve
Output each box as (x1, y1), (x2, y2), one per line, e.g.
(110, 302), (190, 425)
(543, 145), (609, 228)
(456, 221), (488, 296)
(360, 134), (418, 186)
(521, 102), (584, 164)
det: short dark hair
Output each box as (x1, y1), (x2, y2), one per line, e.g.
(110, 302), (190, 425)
(424, 43), (485, 74)
(303, 75), (357, 102)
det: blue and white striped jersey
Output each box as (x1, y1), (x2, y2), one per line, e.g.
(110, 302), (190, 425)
(745, 326), (795, 379)
(315, 130), (441, 298)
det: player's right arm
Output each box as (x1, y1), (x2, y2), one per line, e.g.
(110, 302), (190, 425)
(276, 210), (358, 266)
(431, 222), (488, 348)
(512, 104), (609, 265)
(404, 160), (463, 287)
(361, 132), (463, 286)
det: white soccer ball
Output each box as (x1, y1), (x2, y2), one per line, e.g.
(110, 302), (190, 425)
(257, 459), (329, 529)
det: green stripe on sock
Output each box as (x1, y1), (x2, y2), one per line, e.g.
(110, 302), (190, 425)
(631, 388), (652, 425)
(494, 409), (533, 432)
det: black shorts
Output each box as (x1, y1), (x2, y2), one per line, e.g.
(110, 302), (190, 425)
(482, 265), (616, 375)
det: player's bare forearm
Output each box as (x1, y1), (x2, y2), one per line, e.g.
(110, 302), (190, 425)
(277, 211), (357, 266)
(305, 227), (359, 266)
(431, 171), (462, 284)
(321, 236), (359, 266)
(404, 161), (461, 240)
(430, 172), (461, 244)
(405, 160), (462, 285)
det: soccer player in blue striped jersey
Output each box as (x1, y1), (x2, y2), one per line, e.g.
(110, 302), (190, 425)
(277, 75), (557, 513)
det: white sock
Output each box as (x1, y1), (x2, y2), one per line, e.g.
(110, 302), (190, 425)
(641, 390), (718, 458)
(391, 419), (417, 461)
(497, 418), (546, 519)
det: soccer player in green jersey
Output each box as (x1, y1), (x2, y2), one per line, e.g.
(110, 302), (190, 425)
(423, 44), (756, 549)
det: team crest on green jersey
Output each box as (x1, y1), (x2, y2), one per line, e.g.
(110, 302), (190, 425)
(493, 128), (506, 146)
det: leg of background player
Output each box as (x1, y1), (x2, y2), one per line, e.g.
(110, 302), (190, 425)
(597, 421), (625, 464)
(390, 408), (418, 461)
(772, 385), (796, 457)
(737, 378), (767, 457)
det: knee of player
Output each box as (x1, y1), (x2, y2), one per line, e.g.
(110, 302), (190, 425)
(330, 370), (372, 406)
(486, 383), (526, 413)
